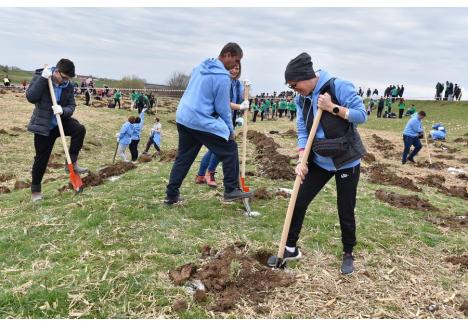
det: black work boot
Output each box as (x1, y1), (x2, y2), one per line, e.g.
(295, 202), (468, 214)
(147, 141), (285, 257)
(267, 247), (303, 267)
(164, 195), (181, 206)
(223, 188), (253, 202)
(341, 253), (355, 275)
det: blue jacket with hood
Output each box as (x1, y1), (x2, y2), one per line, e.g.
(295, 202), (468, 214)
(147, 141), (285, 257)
(176, 58), (233, 140)
(296, 70), (367, 171)
(131, 110), (145, 140)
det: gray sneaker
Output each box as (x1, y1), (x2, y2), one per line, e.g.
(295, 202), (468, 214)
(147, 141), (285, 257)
(65, 162), (89, 174)
(31, 192), (43, 202)
(223, 188), (254, 202)
(267, 248), (303, 267)
(341, 253), (355, 275)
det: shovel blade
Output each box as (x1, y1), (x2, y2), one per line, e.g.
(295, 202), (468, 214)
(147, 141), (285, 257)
(67, 163), (83, 193)
(240, 177), (250, 192)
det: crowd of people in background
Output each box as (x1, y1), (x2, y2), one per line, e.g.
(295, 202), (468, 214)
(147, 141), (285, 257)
(435, 81), (462, 101)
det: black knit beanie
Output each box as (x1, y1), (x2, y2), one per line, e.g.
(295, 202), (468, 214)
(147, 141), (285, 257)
(284, 52), (315, 82)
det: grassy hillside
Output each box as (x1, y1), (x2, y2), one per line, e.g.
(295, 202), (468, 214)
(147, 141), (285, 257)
(0, 91), (466, 318)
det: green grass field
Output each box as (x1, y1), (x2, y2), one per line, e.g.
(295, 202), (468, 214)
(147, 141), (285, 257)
(0, 92), (466, 318)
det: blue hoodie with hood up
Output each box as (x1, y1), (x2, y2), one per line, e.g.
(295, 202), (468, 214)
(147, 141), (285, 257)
(176, 58), (233, 140)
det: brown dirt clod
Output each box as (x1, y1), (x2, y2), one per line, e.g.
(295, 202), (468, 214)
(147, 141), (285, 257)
(169, 263), (197, 286)
(193, 290), (208, 303)
(0, 173), (14, 182)
(138, 153), (153, 163)
(363, 153), (376, 162)
(14, 180), (31, 190)
(368, 164), (421, 192)
(417, 174), (446, 188)
(253, 187), (273, 200)
(375, 189), (438, 211)
(425, 213), (467, 230)
(170, 244), (295, 312)
(159, 149), (178, 162)
(172, 299), (188, 312)
(0, 186), (11, 194)
(460, 300), (468, 317)
(444, 254), (468, 269)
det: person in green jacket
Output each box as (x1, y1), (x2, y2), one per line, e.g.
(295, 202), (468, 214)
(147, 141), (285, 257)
(405, 104), (416, 116)
(398, 98), (406, 119)
(271, 101), (277, 119)
(113, 89), (122, 109)
(288, 99), (296, 121)
(252, 101), (259, 122)
(385, 97), (392, 113)
(279, 99), (287, 118)
(264, 98), (271, 120)
(130, 91), (140, 110)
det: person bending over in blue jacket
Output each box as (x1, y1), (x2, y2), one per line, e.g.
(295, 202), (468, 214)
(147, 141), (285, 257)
(266, 53), (368, 275)
(165, 42), (253, 205)
(402, 111), (426, 164)
(26, 58), (88, 202)
(116, 116), (137, 162)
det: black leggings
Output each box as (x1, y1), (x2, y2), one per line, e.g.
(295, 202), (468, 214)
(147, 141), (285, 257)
(144, 136), (160, 153)
(287, 161), (361, 253)
(129, 139), (140, 161)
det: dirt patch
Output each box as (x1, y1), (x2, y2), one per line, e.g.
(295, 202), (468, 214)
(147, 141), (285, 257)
(459, 158), (468, 164)
(444, 254), (468, 269)
(433, 142), (459, 153)
(47, 161), (63, 169)
(375, 189), (438, 211)
(70, 162), (136, 189)
(433, 154), (455, 160)
(138, 153), (153, 163)
(169, 263), (197, 286)
(371, 134), (398, 158)
(10, 126), (26, 132)
(172, 299), (188, 312)
(457, 174), (468, 181)
(417, 174), (446, 188)
(443, 186), (468, 200)
(425, 213), (467, 230)
(81, 172), (105, 187)
(87, 140), (102, 147)
(169, 243), (295, 312)
(460, 300), (468, 317)
(275, 190), (291, 198)
(368, 164), (421, 192)
(0, 173), (14, 182)
(247, 130), (295, 180)
(159, 149), (178, 162)
(453, 137), (468, 144)
(269, 130), (279, 134)
(415, 160), (448, 170)
(14, 180), (31, 190)
(363, 153), (376, 163)
(282, 129), (297, 138)
(253, 187), (273, 200)
(0, 186), (11, 194)
(200, 245), (217, 259)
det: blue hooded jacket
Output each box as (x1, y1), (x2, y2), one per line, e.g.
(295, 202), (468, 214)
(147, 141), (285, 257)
(176, 58), (233, 140)
(296, 70), (367, 171)
(403, 115), (423, 137)
(131, 110), (145, 140)
(119, 121), (134, 145)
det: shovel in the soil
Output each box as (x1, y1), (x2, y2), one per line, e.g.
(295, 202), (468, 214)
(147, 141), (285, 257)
(46, 65), (83, 193)
(112, 141), (119, 164)
(271, 108), (323, 268)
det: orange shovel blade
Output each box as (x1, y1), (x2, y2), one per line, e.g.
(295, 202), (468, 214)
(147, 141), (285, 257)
(240, 177), (250, 192)
(67, 163), (83, 193)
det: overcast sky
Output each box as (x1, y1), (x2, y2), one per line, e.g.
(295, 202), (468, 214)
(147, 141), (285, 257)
(1, 7), (467, 98)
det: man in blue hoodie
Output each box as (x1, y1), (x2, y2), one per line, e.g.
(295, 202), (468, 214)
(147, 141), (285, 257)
(402, 111), (426, 164)
(165, 43), (253, 205)
(266, 53), (367, 275)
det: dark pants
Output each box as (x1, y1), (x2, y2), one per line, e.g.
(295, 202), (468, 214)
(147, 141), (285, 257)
(290, 111), (296, 121)
(137, 103), (144, 113)
(399, 109), (404, 119)
(144, 136), (160, 153)
(377, 107), (383, 118)
(279, 109), (284, 118)
(31, 118), (86, 192)
(253, 111), (259, 122)
(166, 124), (240, 197)
(402, 135), (422, 163)
(287, 162), (360, 254)
(114, 99), (121, 109)
(129, 139), (140, 161)
(261, 111), (264, 121)
(85, 93), (90, 106)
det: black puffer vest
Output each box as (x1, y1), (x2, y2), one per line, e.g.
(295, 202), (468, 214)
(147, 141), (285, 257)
(300, 78), (367, 169)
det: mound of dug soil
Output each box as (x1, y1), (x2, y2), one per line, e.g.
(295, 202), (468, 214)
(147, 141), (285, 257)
(457, 174), (468, 181)
(453, 137), (468, 145)
(443, 186), (468, 200)
(0, 186), (11, 194)
(138, 153), (153, 163)
(77, 162), (136, 188)
(375, 189), (438, 211)
(246, 130), (295, 180)
(425, 213), (467, 230)
(368, 164), (421, 192)
(14, 180), (31, 190)
(253, 187), (273, 200)
(362, 153), (376, 163)
(415, 160), (448, 170)
(0, 173), (14, 182)
(444, 254), (468, 269)
(417, 174), (446, 188)
(159, 149), (178, 162)
(433, 154), (455, 160)
(433, 142), (459, 153)
(371, 134), (398, 157)
(169, 243), (295, 312)
(282, 129), (297, 138)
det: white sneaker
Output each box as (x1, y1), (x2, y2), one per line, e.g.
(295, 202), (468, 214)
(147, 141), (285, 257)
(31, 192), (43, 202)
